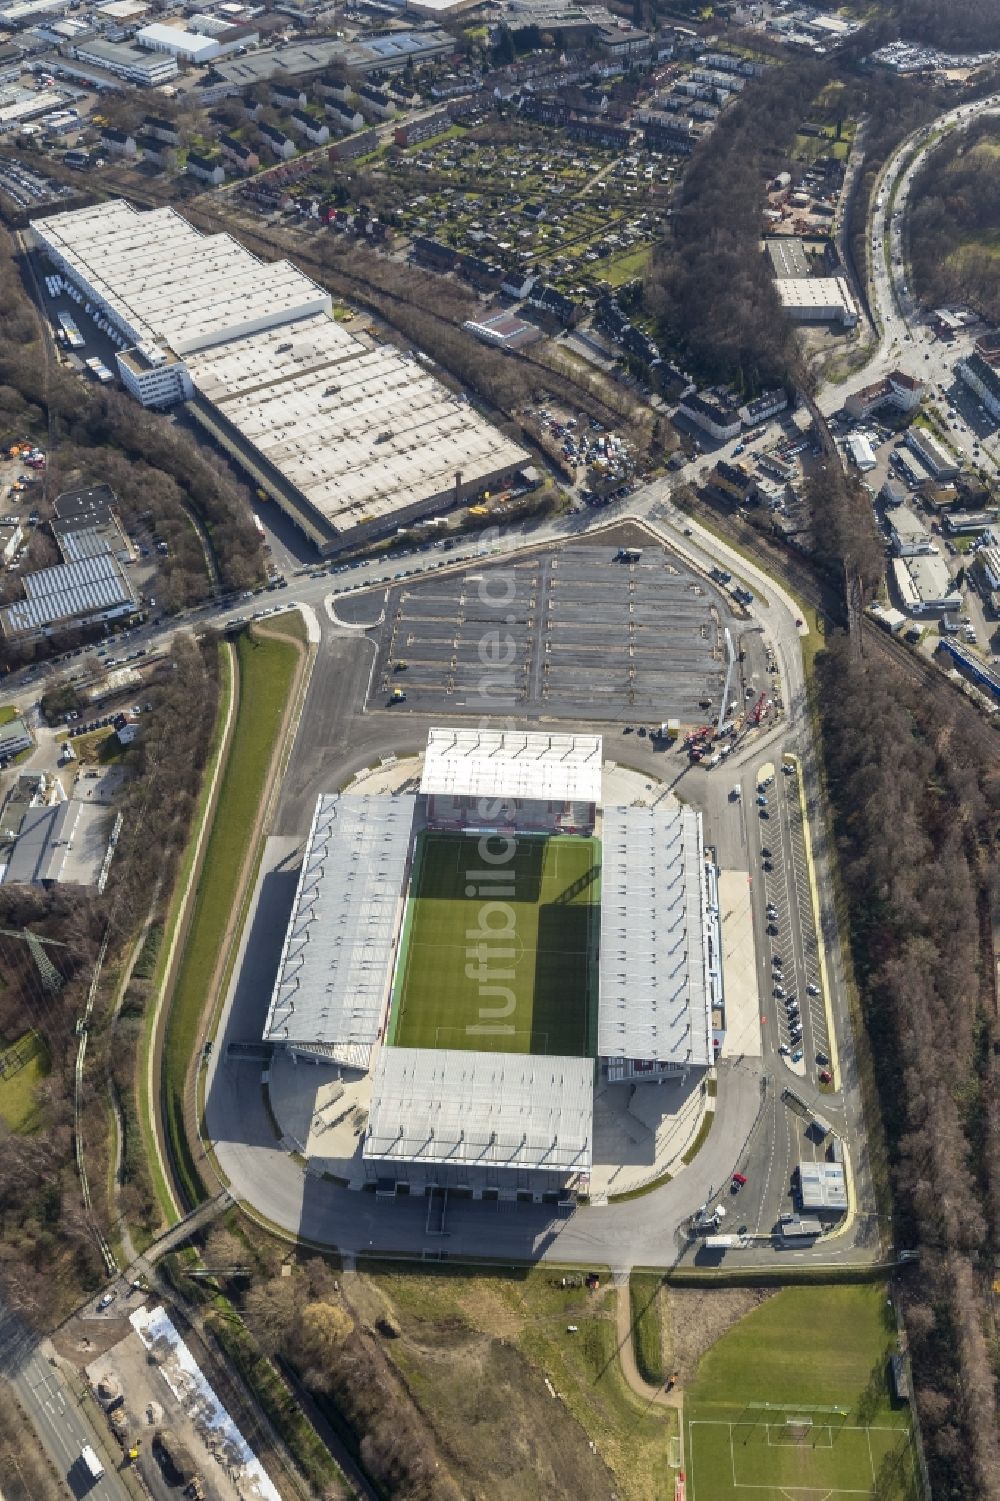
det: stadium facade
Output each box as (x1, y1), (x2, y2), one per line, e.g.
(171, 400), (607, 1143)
(262, 727), (724, 1198)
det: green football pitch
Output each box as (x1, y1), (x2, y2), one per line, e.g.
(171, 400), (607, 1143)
(685, 1286), (920, 1501)
(387, 832), (600, 1056)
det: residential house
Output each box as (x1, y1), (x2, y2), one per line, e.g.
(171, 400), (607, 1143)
(272, 81), (307, 111)
(114, 712), (140, 746)
(141, 114), (181, 145)
(327, 130), (378, 162)
(186, 150), (225, 185)
(258, 121), (296, 160)
(101, 126), (137, 158)
(677, 392), (742, 441)
(357, 84), (394, 121)
(219, 133), (259, 171)
(325, 100), (364, 134)
(314, 73), (352, 103)
(137, 136), (176, 168)
(845, 369), (925, 420)
(289, 109), (329, 145)
(739, 389), (788, 426)
(393, 109), (450, 147)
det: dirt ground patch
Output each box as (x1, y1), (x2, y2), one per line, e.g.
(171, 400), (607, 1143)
(390, 1322), (617, 1501)
(664, 1286), (777, 1387)
(365, 1267), (674, 1501)
(86, 1324), (258, 1501)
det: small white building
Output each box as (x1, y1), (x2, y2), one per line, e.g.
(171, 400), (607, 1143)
(799, 1159), (847, 1214)
(134, 22), (221, 63)
(905, 427), (959, 480)
(845, 433), (876, 471)
(893, 554), (961, 614)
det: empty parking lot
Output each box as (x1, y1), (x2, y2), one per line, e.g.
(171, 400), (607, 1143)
(370, 540), (734, 722)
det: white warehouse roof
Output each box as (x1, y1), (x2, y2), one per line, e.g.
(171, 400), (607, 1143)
(420, 727), (603, 804)
(365, 1048), (594, 1174)
(184, 316), (528, 534)
(598, 805), (712, 1068)
(135, 21), (220, 58)
(31, 200), (331, 355)
(262, 795), (415, 1070)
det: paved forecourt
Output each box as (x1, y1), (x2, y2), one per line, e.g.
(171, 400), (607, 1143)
(388, 831), (600, 1057)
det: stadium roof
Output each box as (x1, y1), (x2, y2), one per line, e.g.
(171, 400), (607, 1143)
(262, 794), (415, 1070)
(598, 804), (713, 1067)
(365, 1048), (594, 1174)
(420, 727), (603, 805)
(0, 553), (135, 635)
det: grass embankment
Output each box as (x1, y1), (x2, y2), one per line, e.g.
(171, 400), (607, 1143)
(629, 1274), (665, 1387)
(161, 629), (299, 1209)
(0, 705), (16, 725)
(0, 1031), (49, 1132)
(362, 1264), (676, 1501)
(686, 1284), (917, 1500)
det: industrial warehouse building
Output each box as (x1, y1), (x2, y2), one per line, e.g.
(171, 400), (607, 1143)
(0, 553), (136, 638)
(31, 201), (528, 554)
(262, 727), (723, 1196)
(775, 277), (858, 328)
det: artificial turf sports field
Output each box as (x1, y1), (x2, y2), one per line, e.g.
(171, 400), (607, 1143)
(387, 831), (599, 1057)
(685, 1285), (920, 1501)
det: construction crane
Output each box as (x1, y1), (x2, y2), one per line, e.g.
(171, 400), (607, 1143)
(0, 926), (67, 993)
(752, 693), (768, 726)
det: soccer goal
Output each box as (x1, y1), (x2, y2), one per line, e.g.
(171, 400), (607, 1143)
(734, 1401), (851, 1448)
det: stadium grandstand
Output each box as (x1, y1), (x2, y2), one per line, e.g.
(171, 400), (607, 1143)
(262, 726), (722, 1197)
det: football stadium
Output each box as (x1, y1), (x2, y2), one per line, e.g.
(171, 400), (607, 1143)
(262, 727), (724, 1198)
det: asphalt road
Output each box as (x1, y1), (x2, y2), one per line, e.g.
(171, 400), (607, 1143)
(0, 1309), (129, 1501)
(819, 92), (1000, 482)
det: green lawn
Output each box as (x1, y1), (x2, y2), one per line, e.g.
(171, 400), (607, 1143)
(629, 1274), (665, 1386)
(686, 1286), (919, 1501)
(162, 630), (299, 1205)
(388, 832), (599, 1056)
(0, 1030), (49, 1132)
(0, 705), (16, 726)
(602, 246), (652, 287)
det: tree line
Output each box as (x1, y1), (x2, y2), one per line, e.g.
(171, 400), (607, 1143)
(908, 119), (1000, 325)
